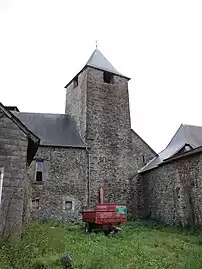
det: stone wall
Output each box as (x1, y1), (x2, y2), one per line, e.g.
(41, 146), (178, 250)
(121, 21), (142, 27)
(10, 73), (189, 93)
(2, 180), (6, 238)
(85, 67), (135, 206)
(65, 70), (87, 142)
(28, 146), (87, 221)
(0, 111), (28, 238)
(65, 66), (157, 211)
(142, 153), (202, 226)
(129, 130), (157, 217)
(131, 130), (156, 168)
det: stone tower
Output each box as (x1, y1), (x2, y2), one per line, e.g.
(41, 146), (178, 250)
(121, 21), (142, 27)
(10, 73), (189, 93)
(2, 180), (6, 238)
(65, 49), (134, 206)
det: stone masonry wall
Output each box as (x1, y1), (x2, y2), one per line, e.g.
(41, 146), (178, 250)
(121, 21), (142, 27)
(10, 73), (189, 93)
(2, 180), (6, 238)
(86, 67), (135, 207)
(28, 146), (87, 222)
(0, 111), (28, 238)
(131, 130), (156, 168)
(129, 130), (157, 218)
(142, 153), (202, 226)
(64, 66), (156, 212)
(65, 70), (87, 142)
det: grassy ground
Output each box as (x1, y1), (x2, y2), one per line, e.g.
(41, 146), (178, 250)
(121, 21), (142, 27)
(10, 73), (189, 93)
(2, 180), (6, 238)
(0, 220), (202, 269)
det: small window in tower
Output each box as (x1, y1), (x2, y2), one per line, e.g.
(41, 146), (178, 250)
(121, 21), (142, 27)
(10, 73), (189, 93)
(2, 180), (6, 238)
(73, 76), (78, 88)
(142, 155), (145, 164)
(103, 71), (114, 84)
(32, 198), (39, 209)
(35, 160), (43, 182)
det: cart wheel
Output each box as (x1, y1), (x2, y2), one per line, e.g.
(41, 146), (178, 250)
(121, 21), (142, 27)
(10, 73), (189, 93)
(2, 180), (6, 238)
(84, 223), (92, 233)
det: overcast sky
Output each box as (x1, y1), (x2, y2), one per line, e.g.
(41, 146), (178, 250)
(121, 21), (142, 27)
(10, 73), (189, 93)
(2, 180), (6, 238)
(1, 0), (202, 153)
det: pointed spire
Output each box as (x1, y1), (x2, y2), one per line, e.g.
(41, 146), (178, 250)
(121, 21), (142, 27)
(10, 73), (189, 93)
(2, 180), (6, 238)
(64, 48), (129, 88)
(86, 48), (126, 77)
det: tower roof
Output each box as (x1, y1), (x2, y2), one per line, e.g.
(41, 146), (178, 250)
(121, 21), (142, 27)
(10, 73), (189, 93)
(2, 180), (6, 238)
(65, 48), (130, 88)
(86, 49), (124, 77)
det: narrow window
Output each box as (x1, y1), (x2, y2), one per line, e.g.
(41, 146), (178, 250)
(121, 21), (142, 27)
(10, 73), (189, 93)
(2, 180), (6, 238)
(32, 198), (39, 209)
(103, 71), (114, 84)
(184, 145), (191, 152)
(142, 155), (145, 164)
(35, 160), (43, 181)
(73, 76), (78, 89)
(65, 201), (73, 210)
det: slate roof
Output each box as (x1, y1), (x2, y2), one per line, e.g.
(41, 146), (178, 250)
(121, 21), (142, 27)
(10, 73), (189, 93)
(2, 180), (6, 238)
(12, 112), (86, 148)
(139, 124), (202, 173)
(86, 49), (125, 77)
(65, 48), (130, 88)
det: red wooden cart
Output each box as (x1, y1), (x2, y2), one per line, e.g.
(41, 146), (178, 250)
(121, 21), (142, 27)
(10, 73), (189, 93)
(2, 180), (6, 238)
(82, 187), (127, 234)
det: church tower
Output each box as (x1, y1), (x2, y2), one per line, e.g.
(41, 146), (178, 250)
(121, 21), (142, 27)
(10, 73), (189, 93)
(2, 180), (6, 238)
(65, 48), (134, 206)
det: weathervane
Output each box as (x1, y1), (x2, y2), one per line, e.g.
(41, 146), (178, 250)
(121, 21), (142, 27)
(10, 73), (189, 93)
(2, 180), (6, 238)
(96, 40), (98, 49)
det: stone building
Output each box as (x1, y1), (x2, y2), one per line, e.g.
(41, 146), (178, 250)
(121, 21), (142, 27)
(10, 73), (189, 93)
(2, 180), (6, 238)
(2, 48), (155, 224)
(1, 48), (202, 233)
(139, 124), (202, 226)
(0, 103), (40, 238)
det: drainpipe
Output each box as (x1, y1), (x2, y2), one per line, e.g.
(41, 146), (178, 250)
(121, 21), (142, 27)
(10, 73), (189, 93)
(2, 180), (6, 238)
(0, 167), (4, 207)
(100, 186), (104, 204)
(85, 134), (98, 208)
(86, 147), (91, 207)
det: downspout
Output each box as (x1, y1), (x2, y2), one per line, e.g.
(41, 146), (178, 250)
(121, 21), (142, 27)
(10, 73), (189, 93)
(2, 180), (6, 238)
(85, 133), (99, 207)
(100, 186), (104, 204)
(0, 167), (4, 208)
(86, 147), (91, 207)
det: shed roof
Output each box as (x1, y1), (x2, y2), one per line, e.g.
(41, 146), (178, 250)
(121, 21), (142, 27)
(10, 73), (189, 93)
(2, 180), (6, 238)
(13, 112), (86, 148)
(139, 124), (202, 173)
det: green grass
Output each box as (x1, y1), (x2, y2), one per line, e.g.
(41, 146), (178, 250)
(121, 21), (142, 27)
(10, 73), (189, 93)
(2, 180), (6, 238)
(0, 220), (202, 269)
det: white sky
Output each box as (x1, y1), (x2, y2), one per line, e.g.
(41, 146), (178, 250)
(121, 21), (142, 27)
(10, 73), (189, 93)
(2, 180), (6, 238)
(1, 0), (202, 153)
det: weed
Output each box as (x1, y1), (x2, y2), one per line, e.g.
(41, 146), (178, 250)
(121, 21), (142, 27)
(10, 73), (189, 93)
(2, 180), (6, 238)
(0, 220), (202, 269)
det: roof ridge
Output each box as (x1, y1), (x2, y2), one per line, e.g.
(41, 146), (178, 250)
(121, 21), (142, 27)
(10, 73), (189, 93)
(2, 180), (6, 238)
(182, 123), (202, 128)
(165, 124), (184, 148)
(13, 111), (68, 116)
